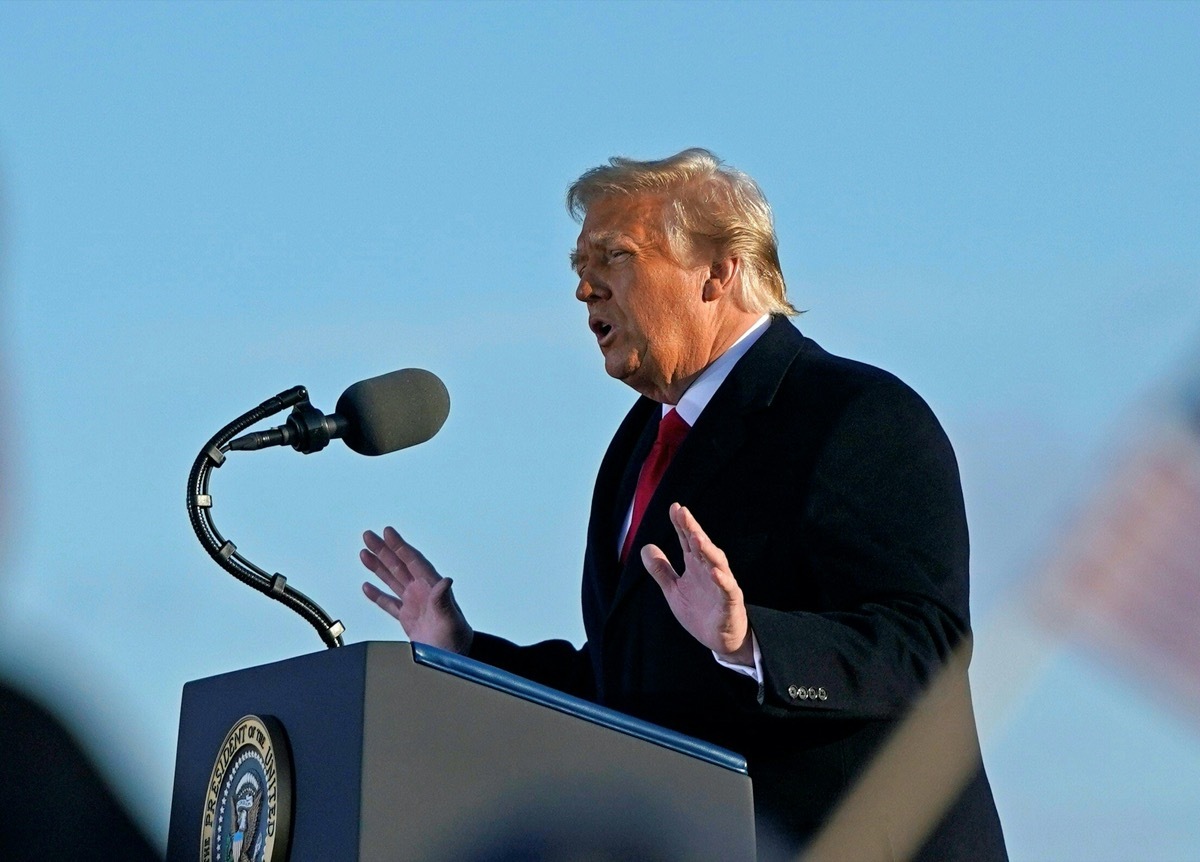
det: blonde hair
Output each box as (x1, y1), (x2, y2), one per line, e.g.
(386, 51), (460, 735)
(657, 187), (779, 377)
(567, 148), (796, 316)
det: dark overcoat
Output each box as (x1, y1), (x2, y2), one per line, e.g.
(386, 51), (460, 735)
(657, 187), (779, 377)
(471, 316), (1007, 860)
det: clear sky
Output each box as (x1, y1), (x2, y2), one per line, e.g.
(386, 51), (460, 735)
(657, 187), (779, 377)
(1, 2), (1198, 858)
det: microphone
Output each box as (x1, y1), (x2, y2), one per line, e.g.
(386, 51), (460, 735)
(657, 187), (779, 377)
(228, 369), (450, 456)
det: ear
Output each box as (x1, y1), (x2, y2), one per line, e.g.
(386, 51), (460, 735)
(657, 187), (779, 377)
(701, 256), (741, 302)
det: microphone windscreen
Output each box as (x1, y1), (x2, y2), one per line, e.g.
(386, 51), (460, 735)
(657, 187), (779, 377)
(336, 368), (450, 456)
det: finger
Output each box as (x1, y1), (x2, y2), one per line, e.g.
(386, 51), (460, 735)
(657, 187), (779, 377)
(359, 547), (383, 573)
(676, 505), (711, 548)
(359, 548), (399, 585)
(383, 527), (441, 586)
(364, 530), (386, 553)
(383, 526), (428, 575)
(365, 531), (418, 588)
(362, 582), (404, 623)
(430, 576), (455, 610)
(362, 546), (414, 593)
(371, 527), (421, 574)
(641, 544), (680, 593)
(668, 503), (693, 555)
(382, 526), (407, 552)
(676, 506), (729, 570)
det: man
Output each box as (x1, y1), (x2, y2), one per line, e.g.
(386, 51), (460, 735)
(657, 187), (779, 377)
(359, 149), (1007, 860)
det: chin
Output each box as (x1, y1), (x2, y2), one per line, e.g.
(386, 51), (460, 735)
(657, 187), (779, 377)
(605, 354), (661, 398)
(604, 353), (636, 382)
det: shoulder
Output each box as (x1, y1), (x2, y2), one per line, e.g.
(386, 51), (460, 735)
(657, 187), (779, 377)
(780, 337), (965, 521)
(763, 326), (947, 446)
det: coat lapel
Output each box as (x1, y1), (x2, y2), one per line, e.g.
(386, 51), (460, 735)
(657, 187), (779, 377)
(605, 317), (809, 622)
(584, 396), (659, 614)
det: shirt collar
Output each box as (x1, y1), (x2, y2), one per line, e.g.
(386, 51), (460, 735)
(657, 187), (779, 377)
(668, 314), (771, 426)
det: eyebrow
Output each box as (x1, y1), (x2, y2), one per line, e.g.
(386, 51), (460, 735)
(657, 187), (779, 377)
(586, 229), (626, 247)
(569, 229), (629, 273)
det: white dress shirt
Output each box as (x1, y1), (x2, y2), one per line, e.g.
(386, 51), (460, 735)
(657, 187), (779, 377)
(617, 314), (771, 685)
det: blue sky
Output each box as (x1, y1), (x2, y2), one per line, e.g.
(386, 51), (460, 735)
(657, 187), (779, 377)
(1, 2), (1198, 858)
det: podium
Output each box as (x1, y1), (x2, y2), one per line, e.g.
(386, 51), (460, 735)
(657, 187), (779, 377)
(166, 641), (756, 861)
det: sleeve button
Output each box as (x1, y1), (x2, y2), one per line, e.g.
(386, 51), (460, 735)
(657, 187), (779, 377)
(817, 687), (828, 701)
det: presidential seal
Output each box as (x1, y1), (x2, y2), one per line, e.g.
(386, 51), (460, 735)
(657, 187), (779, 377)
(200, 714), (293, 862)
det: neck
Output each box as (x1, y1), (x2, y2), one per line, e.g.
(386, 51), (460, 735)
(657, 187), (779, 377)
(656, 309), (764, 404)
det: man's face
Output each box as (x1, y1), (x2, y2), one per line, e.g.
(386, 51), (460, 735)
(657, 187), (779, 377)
(572, 194), (716, 403)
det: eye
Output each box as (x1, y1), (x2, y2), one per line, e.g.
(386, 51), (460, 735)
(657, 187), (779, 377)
(607, 248), (632, 262)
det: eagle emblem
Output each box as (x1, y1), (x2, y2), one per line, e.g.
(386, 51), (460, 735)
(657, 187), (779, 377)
(200, 715), (293, 862)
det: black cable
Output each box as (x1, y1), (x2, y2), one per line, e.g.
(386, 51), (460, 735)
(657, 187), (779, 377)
(186, 386), (345, 649)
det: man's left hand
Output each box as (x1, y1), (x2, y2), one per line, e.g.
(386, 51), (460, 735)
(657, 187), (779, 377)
(641, 503), (753, 665)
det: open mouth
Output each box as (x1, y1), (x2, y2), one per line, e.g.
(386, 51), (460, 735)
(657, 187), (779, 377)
(590, 319), (614, 342)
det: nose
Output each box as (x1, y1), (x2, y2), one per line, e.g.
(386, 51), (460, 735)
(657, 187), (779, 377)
(576, 268), (608, 304)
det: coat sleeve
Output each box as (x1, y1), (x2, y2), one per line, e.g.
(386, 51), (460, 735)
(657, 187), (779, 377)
(746, 376), (972, 721)
(467, 633), (596, 701)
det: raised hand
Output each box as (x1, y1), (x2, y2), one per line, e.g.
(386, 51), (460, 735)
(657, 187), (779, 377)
(359, 526), (474, 653)
(641, 503), (753, 665)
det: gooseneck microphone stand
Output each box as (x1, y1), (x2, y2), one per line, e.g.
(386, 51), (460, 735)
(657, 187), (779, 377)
(186, 385), (346, 648)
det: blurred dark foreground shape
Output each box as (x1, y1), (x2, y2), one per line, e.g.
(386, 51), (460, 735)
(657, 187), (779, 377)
(0, 179), (161, 860)
(0, 679), (160, 860)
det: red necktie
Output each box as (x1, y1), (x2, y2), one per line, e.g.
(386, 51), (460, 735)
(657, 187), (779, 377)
(620, 408), (691, 563)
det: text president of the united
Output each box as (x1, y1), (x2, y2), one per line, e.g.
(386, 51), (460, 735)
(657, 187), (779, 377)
(357, 149), (1007, 861)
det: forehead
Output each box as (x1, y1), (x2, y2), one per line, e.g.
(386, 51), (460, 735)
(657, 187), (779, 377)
(576, 194), (668, 248)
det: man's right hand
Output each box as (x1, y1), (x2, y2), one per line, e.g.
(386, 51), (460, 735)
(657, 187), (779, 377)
(359, 526), (474, 654)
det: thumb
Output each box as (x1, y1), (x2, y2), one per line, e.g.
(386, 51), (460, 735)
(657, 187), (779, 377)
(641, 544), (679, 593)
(431, 576), (455, 608)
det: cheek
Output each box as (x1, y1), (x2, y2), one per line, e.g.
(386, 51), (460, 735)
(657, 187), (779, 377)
(647, 288), (696, 337)
(639, 281), (682, 322)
